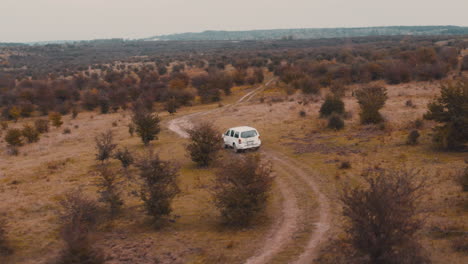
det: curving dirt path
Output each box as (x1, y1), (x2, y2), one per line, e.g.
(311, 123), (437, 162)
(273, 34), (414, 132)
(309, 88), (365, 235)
(167, 80), (330, 264)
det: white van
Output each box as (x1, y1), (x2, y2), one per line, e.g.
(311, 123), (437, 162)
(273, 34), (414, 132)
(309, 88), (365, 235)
(222, 126), (261, 153)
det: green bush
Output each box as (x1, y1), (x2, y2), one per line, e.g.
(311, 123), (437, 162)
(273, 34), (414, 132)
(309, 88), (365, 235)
(320, 95), (345, 117)
(424, 80), (468, 150)
(132, 108), (160, 146)
(355, 85), (388, 124)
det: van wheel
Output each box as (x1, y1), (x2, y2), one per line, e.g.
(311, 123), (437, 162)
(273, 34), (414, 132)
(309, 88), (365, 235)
(223, 144), (229, 149)
(233, 144), (239, 153)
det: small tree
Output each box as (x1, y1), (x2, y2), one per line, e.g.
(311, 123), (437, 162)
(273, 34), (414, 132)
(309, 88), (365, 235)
(95, 166), (123, 217)
(186, 122), (222, 167)
(21, 124), (40, 143)
(320, 95), (345, 117)
(57, 190), (103, 264)
(341, 168), (427, 263)
(49, 112), (64, 128)
(34, 119), (49, 133)
(213, 154), (273, 227)
(4, 128), (22, 147)
(165, 97), (178, 115)
(406, 130), (420, 145)
(132, 108), (160, 146)
(94, 130), (116, 163)
(355, 85), (388, 124)
(424, 80), (468, 150)
(114, 147), (134, 172)
(135, 152), (180, 224)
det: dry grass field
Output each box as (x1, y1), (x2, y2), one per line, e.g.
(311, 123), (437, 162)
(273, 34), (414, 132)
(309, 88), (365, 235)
(0, 75), (467, 263)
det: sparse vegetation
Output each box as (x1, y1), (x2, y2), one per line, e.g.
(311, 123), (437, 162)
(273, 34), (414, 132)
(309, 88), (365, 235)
(186, 122), (222, 167)
(114, 147), (134, 171)
(0, 214), (12, 256)
(34, 119), (49, 133)
(340, 168), (427, 263)
(56, 190), (103, 264)
(320, 95), (345, 117)
(355, 85), (388, 124)
(132, 108), (160, 146)
(406, 130), (420, 145)
(4, 128), (22, 147)
(135, 152), (180, 225)
(213, 154), (273, 227)
(21, 124), (40, 143)
(94, 130), (116, 163)
(424, 79), (468, 150)
(328, 114), (345, 130)
(49, 112), (63, 128)
(95, 166), (123, 216)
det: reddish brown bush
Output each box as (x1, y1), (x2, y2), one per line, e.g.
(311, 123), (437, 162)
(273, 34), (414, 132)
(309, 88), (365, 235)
(213, 154), (273, 227)
(186, 122), (222, 167)
(341, 168), (428, 263)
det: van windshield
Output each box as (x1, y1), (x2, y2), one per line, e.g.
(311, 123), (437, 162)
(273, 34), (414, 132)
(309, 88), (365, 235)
(241, 130), (258, 138)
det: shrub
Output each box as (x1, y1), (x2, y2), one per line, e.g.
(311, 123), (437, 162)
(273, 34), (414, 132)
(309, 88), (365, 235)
(34, 119), (49, 133)
(114, 147), (134, 173)
(339, 161), (351, 169)
(299, 110), (306, 117)
(128, 123), (135, 137)
(461, 55), (468, 72)
(0, 214), (12, 256)
(320, 95), (345, 117)
(458, 167), (468, 192)
(424, 80), (468, 150)
(49, 112), (64, 128)
(165, 97), (178, 114)
(341, 168), (427, 263)
(406, 130), (420, 145)
(135, 152), (180, 225)
(95, 166), (123, 217)
(56, 190), (103, 264)
(63, 128), (71, 134)
(186, 122), (222, 167)
(4, 128), (22, 146)
(21, 124), (40, 143)
(0, 121), (7, 130)
(451, 236), (468, 253)
(213, 154), (273, 227)
(355, 85), (388, 124)
(94, 130), (116, 163)
(328, 114), (345, 130)
(98, 97), (109, 114)
(132, 108), (160, 146)
(71, 107), (79, 119)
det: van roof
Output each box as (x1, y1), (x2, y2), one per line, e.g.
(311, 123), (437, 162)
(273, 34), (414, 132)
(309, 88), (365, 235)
(230, 126), (257, 132)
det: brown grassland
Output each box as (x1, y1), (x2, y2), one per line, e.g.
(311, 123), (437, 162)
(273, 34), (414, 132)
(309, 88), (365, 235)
(0, 71), (467, 264)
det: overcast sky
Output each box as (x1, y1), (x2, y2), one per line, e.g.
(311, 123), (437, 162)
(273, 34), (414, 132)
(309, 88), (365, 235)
(1, 0), (467, 42)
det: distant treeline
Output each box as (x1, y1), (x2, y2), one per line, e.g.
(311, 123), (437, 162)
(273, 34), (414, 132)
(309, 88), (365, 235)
(146, 26), (468, 41)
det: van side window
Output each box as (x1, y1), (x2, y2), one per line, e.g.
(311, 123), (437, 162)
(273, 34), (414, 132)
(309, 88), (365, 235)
(234, 132), (239, 138)
(230, 130), (234, 137)
(225, 130), (230, 136)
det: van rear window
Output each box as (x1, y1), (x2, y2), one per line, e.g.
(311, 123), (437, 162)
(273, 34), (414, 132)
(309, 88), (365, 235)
(241, 130), (258, 138)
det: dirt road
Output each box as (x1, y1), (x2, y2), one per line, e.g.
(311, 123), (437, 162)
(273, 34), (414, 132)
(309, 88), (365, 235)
(167, 80), (330, 264)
